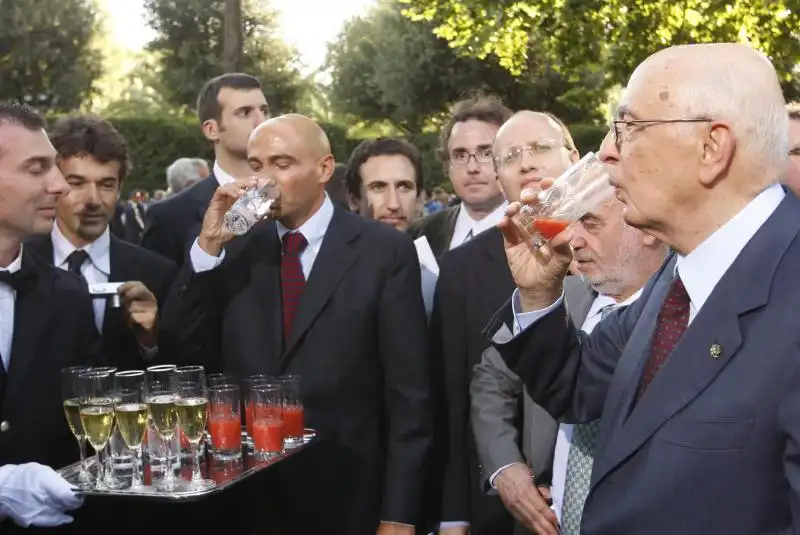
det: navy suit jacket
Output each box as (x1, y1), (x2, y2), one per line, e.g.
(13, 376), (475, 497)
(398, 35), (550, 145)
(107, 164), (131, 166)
(486, 191), (800, 535)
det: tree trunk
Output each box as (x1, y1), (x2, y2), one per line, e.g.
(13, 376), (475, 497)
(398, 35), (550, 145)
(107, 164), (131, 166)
(222, 0), (242, 72)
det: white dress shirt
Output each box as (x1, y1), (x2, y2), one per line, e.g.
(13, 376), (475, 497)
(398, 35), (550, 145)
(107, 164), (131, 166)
(213, 161), (237, 187)
(448, 201), (508, 250)
(190, 194), (335, 275)
(0, 248), (24, 371)
(52, 224), (111, 334)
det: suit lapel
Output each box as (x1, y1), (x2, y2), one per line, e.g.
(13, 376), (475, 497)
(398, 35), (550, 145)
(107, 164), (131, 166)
(246, 226), (284, 370)
(192, 175), (219, 223)
(592, 193), (800, 489)
(281, 211), (360, 365)
(430, 206), (458, 257)
(4, 253), (55, 407)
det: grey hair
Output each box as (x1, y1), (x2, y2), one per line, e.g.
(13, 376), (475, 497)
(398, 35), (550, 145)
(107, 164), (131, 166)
(166, 158), (208, 194)
(674, 47), (789, 173)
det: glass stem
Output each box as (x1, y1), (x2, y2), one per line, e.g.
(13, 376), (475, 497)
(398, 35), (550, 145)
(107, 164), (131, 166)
(131, 445), (142, 487)
(95, 451), (104, 490)
(163, 443), (174, 483)
(77, 437), (87, 471)
(192, 442), (202, 481)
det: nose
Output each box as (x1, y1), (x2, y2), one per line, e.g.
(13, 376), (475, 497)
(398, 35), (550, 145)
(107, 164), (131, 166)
(386, 187), (401, 210)
(466, 155), (481, 174)
(252, 108), (268, 126)
(570, 232), (587, 250)
(84, 182), (101, 205)
(519, 151), (539, 172)
(48, 166), (70, 197)
(597, 130), (619, 165)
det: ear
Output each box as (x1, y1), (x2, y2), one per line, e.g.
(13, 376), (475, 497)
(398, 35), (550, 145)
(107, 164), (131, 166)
(348, 192), (360, 213)
(202, 119), (220, 143)
(319, 155), (335, 185)
(699, 121), (735, 186)
(569, 149), (581, 164)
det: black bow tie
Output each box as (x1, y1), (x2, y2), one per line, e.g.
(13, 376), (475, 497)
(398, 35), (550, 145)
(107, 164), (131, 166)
(0, 260), (38, 294)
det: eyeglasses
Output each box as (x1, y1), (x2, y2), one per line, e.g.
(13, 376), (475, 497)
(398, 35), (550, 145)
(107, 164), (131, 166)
(449, 147), (493, 166)
(495, 139), (566, 166)
(611, 118), (713, 147)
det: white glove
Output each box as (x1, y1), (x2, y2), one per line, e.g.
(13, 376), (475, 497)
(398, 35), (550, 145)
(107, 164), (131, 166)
(0, 463), (84, 527)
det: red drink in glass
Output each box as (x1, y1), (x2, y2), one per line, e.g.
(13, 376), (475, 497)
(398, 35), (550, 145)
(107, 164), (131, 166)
(282, 405), (304, 440)
(534, 218), (570, 240)
(208, 385), (242, 460)
(209, 416), (241, 450)
(252, 419), (285, 455)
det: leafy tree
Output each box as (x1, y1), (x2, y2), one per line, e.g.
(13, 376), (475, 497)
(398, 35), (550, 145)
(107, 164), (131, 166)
(0, 0), (104, 111)
(400, 0), (800, 99)
(143, 0), (306, 114)
(326, 1), (609, 133)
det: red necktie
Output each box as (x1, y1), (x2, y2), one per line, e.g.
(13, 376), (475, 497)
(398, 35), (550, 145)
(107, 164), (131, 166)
(281, 232), (308, 341)
(636, 275), (691, 400)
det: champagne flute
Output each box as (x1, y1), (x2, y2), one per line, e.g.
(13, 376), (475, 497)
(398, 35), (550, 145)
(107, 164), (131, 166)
(175, 366), (215, 490)
(90, 366), (120, 489)
(61, 366), (92, 488)
(114, 370), (149, 489)
(145, 364), (182, 491)
(77, 370), (116, 490)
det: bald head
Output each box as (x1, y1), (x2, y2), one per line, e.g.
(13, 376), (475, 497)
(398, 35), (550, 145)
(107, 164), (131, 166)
(251, 113), (331, 159)
(628, 43), (788, 176)
(495, 111), (575, 152)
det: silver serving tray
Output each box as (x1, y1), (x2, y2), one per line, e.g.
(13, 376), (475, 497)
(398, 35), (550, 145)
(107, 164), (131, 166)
(58, 428), (317, 502)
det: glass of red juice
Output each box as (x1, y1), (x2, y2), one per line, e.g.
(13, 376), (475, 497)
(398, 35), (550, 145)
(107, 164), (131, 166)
(250, 384), (285, 458)
(243, 374), (274, 447)
(513, 152), (613, 248)
(208, 384), (242, 461)
(278, 375), (304, 448)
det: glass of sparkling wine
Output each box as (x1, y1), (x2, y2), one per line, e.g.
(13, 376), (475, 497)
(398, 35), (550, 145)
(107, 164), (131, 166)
(175, 366), (215, 490)
(145, 365), (182, 491)
(223, 179), (282, 236)
(77, 370), (116, 490)
(61, 366), (92, 488)
(114, 370), (149, 489)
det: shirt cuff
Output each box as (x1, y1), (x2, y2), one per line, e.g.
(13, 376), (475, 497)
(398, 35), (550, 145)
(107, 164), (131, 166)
(511, 288), (565, 335)
(380, 521), (415, 527)
(439, 521), (470, 528)
(189, 238), (226, 273)
(488, 463), (518, 489)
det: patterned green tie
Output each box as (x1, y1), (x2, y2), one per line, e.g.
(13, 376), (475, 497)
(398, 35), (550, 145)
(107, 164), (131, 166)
(560, 304), (614, 533)
(560, 420), (600, 534)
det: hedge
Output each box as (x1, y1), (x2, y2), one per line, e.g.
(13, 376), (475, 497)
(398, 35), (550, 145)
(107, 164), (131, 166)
(45, 115), (609, 196)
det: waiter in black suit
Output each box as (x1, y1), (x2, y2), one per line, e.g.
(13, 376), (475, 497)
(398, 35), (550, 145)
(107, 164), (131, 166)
(407, 95), (510, 258)
(25, 115), (178, 370)
(0, 103), (102, 530)
(162, 114), (432, 535)
(142, 73), (270, 266)
(434, 111), (581, 535)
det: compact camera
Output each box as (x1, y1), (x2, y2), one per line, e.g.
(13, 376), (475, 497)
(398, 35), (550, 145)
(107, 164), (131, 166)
(88, 282), (124, 308)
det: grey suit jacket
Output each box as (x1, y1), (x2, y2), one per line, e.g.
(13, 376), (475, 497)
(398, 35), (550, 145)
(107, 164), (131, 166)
(470, 276), (594, 493)
(485, 191), (800, 535)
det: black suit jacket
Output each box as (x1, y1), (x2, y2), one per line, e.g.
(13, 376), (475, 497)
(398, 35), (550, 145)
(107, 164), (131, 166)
(25, 234), (179, 370)
(0, 251), (103, 470)
(407, 206), (459, 259)
(162, 209), (433, 534)
(141, 175), (218, 267)
(429, 228), (517, 533)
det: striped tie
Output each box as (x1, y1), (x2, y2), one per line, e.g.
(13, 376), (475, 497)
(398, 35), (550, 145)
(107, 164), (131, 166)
(280, 232), (307, 342)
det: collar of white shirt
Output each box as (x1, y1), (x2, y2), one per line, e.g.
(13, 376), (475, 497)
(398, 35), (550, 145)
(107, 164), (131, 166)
(0, 246), (23, 274)
(450, 200), (508, 247)
(586, 288), (643, 322)
(51, 223), (111, 277)
(676, 183), (785, 314)
(276, 194), (335, 252)
(213, 161), (237, 187)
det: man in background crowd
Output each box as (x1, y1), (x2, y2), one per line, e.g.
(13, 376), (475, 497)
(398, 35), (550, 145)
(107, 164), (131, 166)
(166, 157), (209, 197)
(786, 102), (800, 194)
(26, 115), (178, 370)
(142, 73), (269, 266)
(408, 95), (510, 258)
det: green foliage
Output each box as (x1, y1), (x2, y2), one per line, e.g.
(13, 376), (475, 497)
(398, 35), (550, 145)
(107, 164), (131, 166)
(143, 0), (306, 114)
(400, 0), (800, 100)
(0, 0), (104, 111)
(326, 1), (610, 133)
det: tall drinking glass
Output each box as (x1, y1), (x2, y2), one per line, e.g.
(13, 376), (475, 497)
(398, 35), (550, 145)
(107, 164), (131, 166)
(91, 366), (121, 488)
(513, 152), (614, 248)
(61, 366), (92, 488)
(243, 374), (273, 443)
(223, 180), (282, 235)
(77, 370), (116, 490)
(114, 370), (149, 489)
(249, 384), (284, 458)
(208, 384), (242, 460)
(175, 366), (215, 490)
(279, 375), (304, 447)
(145, 365), (182, 491)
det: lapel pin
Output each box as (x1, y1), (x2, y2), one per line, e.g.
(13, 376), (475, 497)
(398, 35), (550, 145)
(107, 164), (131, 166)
(710, 343), (722, 359)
